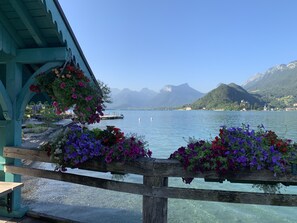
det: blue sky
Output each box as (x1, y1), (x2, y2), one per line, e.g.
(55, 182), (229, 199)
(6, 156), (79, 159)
(59, 0), (297, 93)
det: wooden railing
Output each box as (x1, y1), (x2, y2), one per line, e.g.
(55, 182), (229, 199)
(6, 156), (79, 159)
(3, 146), (297, 223)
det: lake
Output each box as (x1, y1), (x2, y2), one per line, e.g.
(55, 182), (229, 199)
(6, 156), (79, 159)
(97, 110), (297, 157)
(25, 110), (297, 223)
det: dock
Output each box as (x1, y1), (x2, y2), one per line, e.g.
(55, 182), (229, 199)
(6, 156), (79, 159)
(100, 114), (124, 120)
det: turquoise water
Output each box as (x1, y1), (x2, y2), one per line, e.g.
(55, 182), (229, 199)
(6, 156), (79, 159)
(91, 110), (297, 158)
(91, 110), (297, 223)
(27, 110), (297, 223)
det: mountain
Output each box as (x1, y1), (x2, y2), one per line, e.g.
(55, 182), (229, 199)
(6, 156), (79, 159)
(242, 60), (297, 108)
(107, 83), (204, 109)
(191, 83), (264, 110)
(243, 60), (297, 98)
(107, 88), (157, 109)
(148, 83), (204, 108)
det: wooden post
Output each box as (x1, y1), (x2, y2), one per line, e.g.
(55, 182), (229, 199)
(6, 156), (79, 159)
(143, 176), (168, 223)
(0, 61), (27, 217)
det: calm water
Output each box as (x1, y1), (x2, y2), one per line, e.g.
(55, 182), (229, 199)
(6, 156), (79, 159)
(92, 110), (297, 158)
(26, 110), (297, 223)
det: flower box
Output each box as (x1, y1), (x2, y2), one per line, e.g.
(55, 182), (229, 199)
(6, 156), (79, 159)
(170, 125), (297, 185)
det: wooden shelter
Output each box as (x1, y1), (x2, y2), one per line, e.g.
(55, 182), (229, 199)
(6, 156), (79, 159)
(0, 0), (98, 217)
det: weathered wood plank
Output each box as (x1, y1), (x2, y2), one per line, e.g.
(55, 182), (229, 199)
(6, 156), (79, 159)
(4, 165), (151, 196)
(155, 186), (297, 206)
(0, 182), (23, 197)
(4, 147), (50, 162)
(143, 176), (168, 223)
(4, 147), (297, 185)
(5, 164), (297, 207)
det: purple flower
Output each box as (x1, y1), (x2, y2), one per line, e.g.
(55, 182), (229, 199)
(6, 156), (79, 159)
(85, 96), (93, 101)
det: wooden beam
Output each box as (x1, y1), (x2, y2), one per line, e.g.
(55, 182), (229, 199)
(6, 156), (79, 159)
(0, 182), (23, 197)
(10, 0), (47, 47)
(15, 47), (67, 64)
(0, 9), (25, 48)
(154, 186), (297, 206)
(4, 147), (297, 186)
(4, 165), (297, 207)
(143, 176), (168, 223)
(0, 80), (12, 120)
(4, 147), (49, 162)
(4, 165), (151, 196)
(16, 61), (63, 121)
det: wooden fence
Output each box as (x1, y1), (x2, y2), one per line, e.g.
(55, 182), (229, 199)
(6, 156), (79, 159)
(3, 146), (297, 223)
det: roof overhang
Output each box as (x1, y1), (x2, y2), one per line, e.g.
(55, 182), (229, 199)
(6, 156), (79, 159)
(0, 0), (98, 85)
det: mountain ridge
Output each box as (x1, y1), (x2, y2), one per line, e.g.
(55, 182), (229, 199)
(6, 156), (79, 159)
(107, 83), (204, 109)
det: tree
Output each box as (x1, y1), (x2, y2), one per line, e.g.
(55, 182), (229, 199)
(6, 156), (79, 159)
(97, 80), (112, 105)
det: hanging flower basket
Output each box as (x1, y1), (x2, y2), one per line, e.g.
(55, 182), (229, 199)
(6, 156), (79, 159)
(30, 64), (104, 124)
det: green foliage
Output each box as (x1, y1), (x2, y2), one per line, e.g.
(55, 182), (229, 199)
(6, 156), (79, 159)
(97, 80), (112, 105)
(191, 83), (264, 110)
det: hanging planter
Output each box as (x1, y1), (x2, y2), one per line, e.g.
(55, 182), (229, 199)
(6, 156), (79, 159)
(30, 64), (104, 124)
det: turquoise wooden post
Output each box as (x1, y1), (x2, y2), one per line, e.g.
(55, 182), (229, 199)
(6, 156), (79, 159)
(0, 60), (27, 217)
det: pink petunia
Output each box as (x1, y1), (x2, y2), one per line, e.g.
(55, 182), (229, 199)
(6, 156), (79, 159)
(72, 94), (78, 99)
(52, 101), (58, 107)
(78, 81), (85, 87)
(85, 96), (93, 101)
(60, 82), (66, 89)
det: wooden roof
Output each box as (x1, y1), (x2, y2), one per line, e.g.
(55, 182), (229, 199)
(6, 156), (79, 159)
(0, 0), (97, 84)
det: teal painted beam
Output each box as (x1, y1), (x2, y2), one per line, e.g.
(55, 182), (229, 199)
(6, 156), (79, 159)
(16, 47), (68, 64)
(16, 61), (63, 121)
(10, 0), (47, 47)
(0, 23), (17, 60)
(0, 61), (23, 215)
(0, 9), (24, 48)
(6, 61), (22, 107)
(0, 81), (12, 120)
(44, 0), (97, 85)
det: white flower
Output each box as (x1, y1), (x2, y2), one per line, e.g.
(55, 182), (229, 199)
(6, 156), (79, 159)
(54, 148), (62, 154)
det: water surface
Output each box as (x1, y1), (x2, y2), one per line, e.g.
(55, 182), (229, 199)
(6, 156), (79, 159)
(24, 110), (297, 223)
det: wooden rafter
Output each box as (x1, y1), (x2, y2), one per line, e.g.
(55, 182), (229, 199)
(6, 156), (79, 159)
(16, 47), (67, 63)
(0, 8), (25, 48)
(10, 0), (47, 47)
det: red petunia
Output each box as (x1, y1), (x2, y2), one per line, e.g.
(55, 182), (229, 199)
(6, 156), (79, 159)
(29, 84), (41, 93)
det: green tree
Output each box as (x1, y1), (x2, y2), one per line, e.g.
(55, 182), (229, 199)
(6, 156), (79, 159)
(97, 80), (112, 105)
